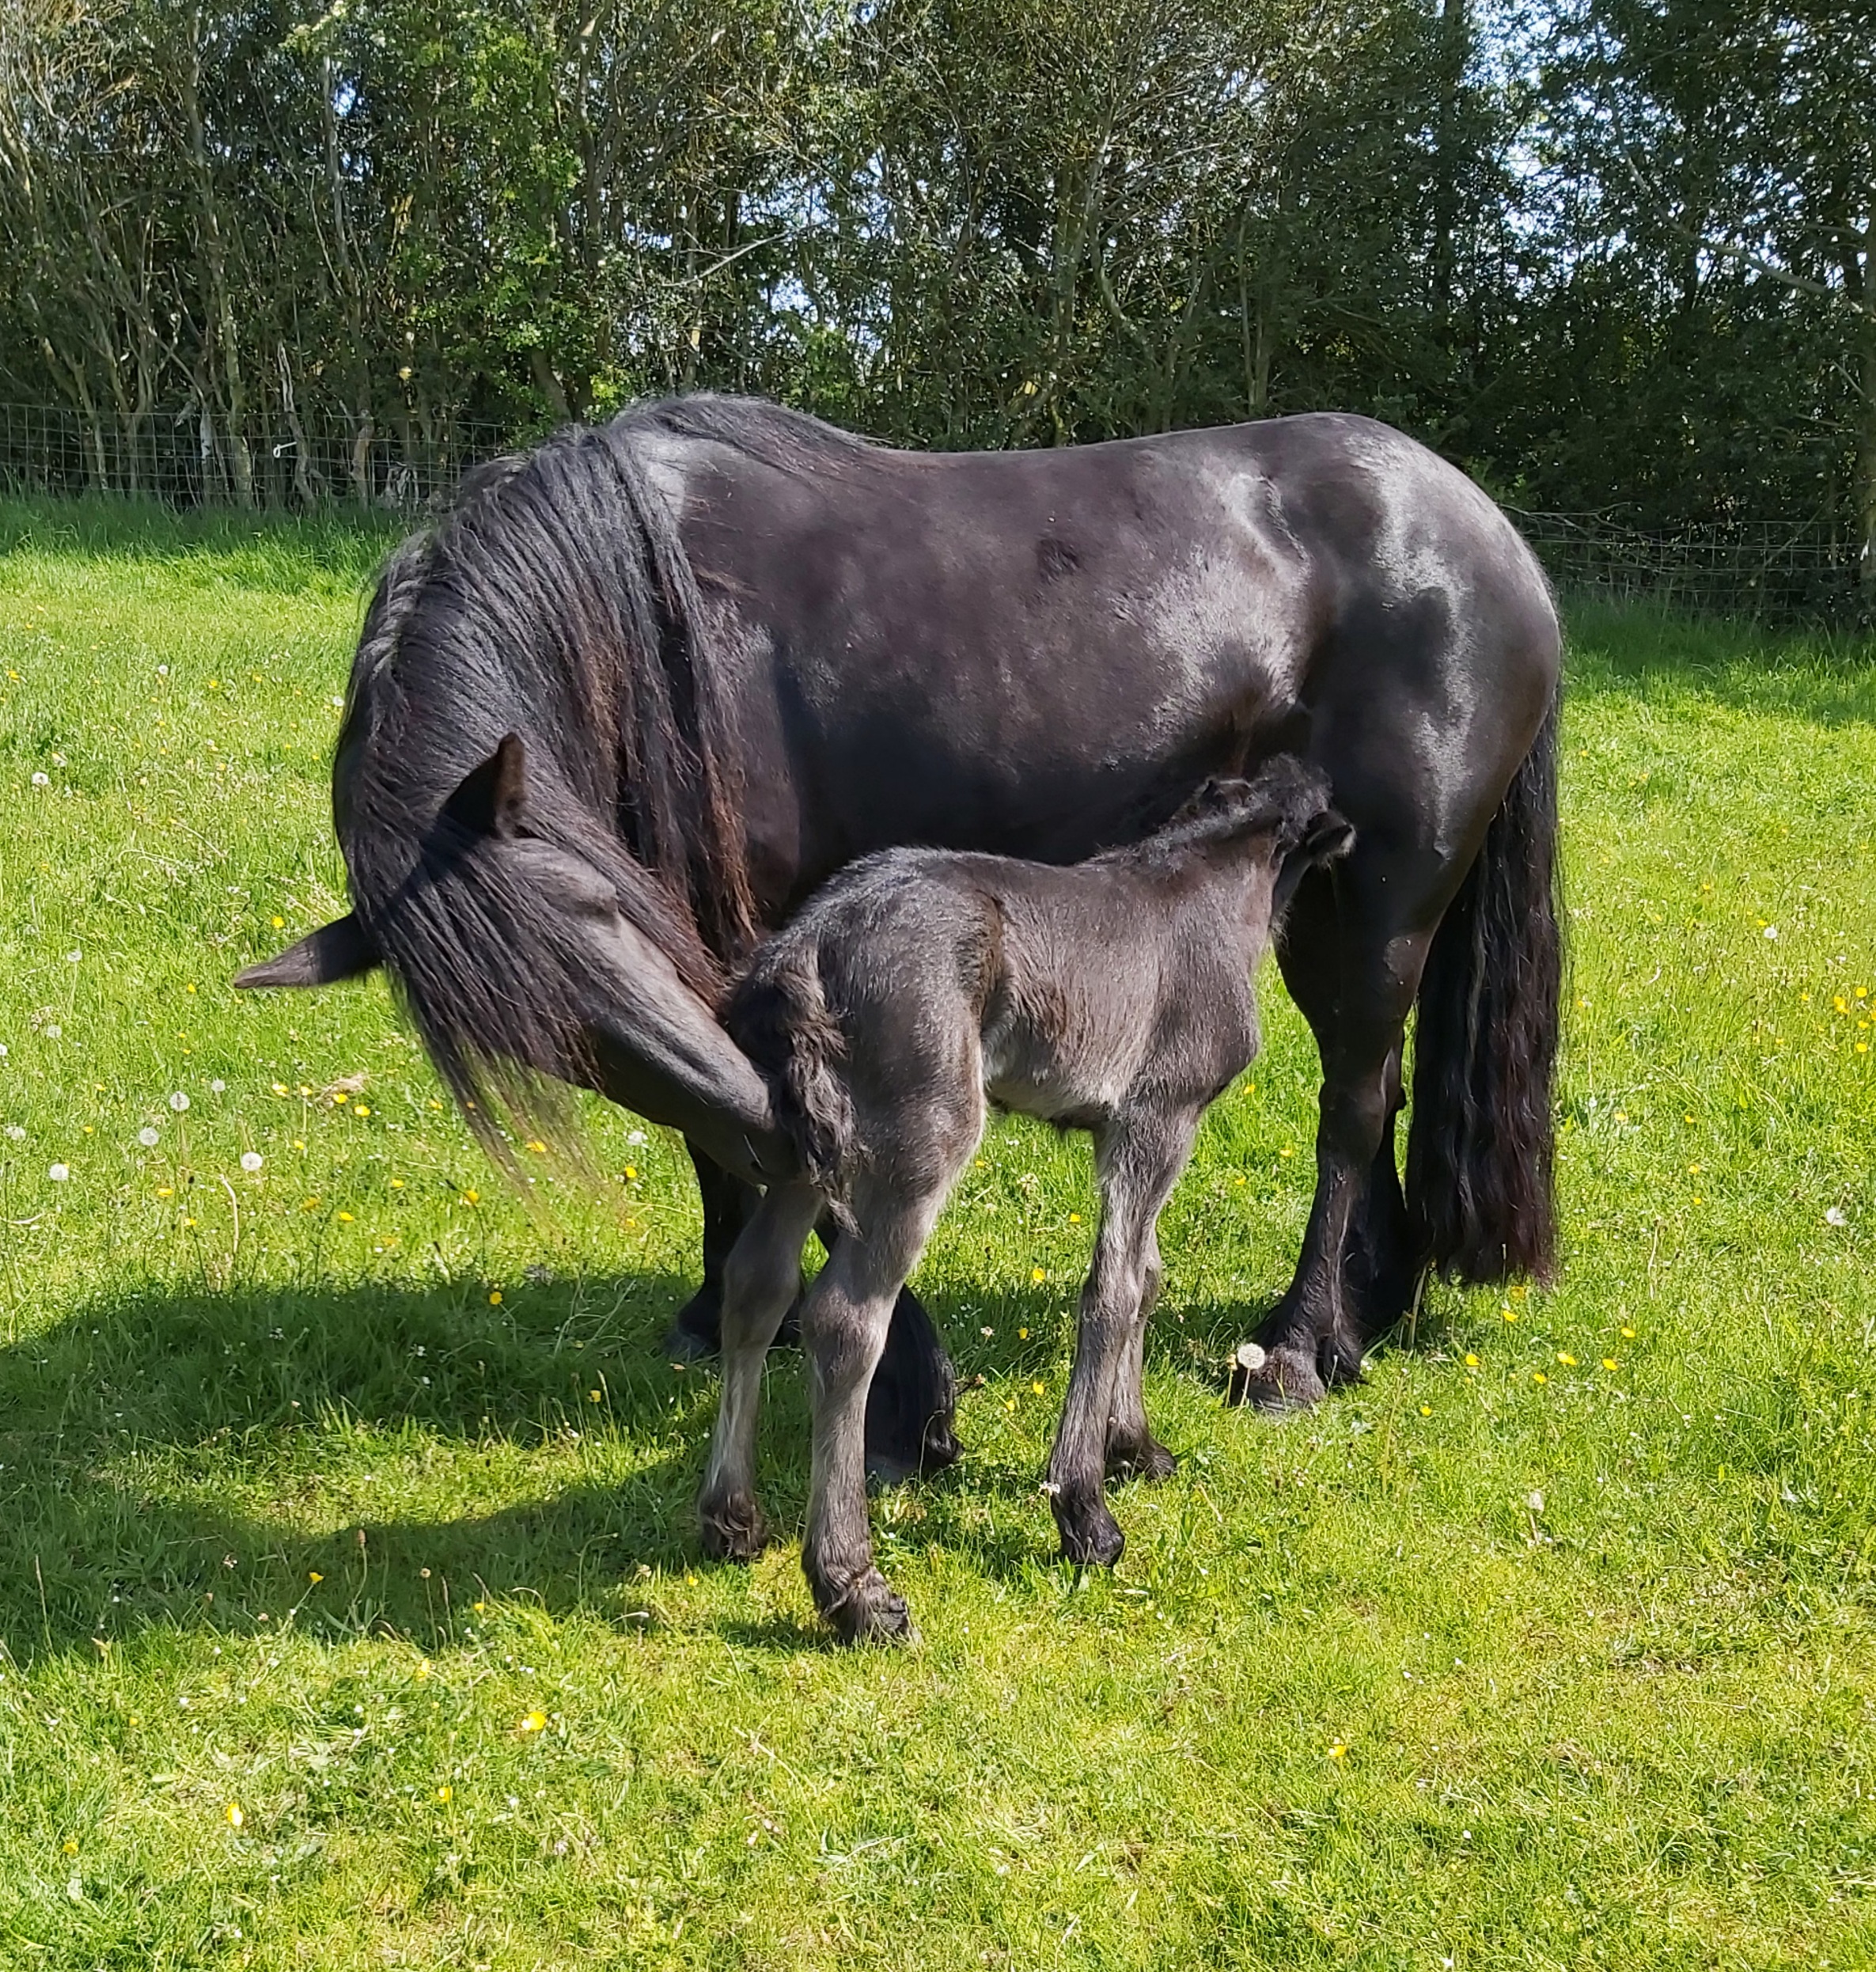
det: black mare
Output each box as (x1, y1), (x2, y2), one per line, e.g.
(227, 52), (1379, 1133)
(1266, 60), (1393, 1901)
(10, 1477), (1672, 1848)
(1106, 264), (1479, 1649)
(237, 396), (1563, 1473)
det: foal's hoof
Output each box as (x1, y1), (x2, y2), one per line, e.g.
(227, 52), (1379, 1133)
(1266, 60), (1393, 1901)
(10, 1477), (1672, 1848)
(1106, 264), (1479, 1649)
(698, 1492), (769, 1563)
(1109, 1436), (1177, 1483)
(1226, 1340), (1325, 1414)
(819, 1568), (915, 1646)
(1055, 1500), (1127, 1568)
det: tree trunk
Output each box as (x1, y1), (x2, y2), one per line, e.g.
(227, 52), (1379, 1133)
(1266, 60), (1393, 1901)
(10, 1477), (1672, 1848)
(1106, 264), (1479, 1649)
(179, 9), (253, 505)
(277, 346), (313, 506)
(1858, 320), (1876, 590)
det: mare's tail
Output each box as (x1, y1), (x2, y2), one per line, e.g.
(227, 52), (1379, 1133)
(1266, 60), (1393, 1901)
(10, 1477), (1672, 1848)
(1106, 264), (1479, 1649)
(1404, 686), (1563, 1284)
(726, 949), (857, 1204)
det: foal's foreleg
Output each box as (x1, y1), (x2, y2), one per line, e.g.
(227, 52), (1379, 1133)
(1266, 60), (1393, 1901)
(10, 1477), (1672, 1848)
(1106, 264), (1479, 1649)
(1106, 1223), (1177, 1483)
(698, 1181), (822, 1562)
(1050, 1113), (1199, 1565)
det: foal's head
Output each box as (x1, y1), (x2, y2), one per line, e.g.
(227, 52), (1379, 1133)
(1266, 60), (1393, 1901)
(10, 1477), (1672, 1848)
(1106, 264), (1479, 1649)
(1158, 757), (1354, 918)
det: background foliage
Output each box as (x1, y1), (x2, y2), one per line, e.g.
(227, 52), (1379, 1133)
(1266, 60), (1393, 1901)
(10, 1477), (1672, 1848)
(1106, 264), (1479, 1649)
(1, 0), (1872, 563)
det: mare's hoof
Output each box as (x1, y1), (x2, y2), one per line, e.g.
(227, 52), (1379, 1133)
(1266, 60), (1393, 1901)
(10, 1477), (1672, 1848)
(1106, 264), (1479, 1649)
(1109, 1436), (1177, 1483)
(820, 1568), (915, 1646)
(1226, 1340), (1326, 1414)
(1055, 1499), (1127, 1568)
(699, 1492), (769, 1563)
(864, 1413), (964, 1488)
(665, 1287), (720, 1362)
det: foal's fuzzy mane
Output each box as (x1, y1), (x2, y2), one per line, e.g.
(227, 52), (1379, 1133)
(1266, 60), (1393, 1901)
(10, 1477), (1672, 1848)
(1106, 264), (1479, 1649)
(334, 398), (830, 1136)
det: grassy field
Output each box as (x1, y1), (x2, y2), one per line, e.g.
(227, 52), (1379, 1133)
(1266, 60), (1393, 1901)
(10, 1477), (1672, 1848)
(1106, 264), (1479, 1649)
(1, 494), (1873, 1970)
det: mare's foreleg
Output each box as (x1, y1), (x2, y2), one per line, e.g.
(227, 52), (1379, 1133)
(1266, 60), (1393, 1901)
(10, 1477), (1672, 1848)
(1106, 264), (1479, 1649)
(1050, 1113), (1199, 1565)
(697, 1181), (823, 1561)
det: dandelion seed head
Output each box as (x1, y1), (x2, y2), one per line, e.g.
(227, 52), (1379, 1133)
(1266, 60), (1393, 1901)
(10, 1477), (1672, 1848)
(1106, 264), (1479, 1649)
(240, 1151), (263, 1173)
(138, 1127), (159, 1147)
(169, 1092), (189, 1112)
(48, 1163), (69, 1182)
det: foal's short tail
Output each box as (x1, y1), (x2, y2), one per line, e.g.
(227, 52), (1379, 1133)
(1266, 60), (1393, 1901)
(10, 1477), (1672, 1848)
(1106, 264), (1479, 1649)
(726, 949), (858, 1206)
(1405, 687), (1563, 1284)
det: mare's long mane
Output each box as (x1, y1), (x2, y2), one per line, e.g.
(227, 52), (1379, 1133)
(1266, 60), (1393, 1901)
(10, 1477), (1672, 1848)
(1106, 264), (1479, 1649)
(333, 396), (858, 1131)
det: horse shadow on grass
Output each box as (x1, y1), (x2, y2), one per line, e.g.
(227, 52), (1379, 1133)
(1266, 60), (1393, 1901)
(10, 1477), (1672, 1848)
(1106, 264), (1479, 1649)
(0, 1264), (1313, 1659)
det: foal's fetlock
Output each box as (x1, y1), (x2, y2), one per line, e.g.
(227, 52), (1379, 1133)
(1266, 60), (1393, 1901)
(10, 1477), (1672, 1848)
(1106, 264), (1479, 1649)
(698, 1489), (770, 1564)
(810, 1562), (915, 1645)
(1053, 1488), (1126, 1568)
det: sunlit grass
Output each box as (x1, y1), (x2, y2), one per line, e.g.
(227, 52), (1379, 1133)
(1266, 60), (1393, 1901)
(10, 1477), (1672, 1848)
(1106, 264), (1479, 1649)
(2, 499), (1874, 1967)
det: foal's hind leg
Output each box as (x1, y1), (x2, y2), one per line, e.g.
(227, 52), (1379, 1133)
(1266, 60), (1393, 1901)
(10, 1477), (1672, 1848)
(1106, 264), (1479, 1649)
(798, 1185), (955, 1644)
(1050, 1111), (1200, 1565)
(698, 1181), (822, 1561)
(670, 1145), (961, 1481)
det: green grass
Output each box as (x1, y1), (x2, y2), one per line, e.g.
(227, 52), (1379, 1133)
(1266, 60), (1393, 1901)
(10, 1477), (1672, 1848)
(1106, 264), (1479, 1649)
(2, 493), (1874, 1969)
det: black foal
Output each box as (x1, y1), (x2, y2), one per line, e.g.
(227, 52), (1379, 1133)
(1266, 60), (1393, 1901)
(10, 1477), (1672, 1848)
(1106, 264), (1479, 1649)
(698, 757), (1351, 1641)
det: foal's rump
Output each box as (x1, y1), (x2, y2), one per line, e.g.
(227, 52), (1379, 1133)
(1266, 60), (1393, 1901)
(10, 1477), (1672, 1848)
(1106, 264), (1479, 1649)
(727, 858), (998, 1211)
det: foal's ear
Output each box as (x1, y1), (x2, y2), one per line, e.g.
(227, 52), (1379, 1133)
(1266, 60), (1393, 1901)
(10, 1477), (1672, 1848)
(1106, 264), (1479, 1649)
(444, 732), (529, 840)
(233, 911), (381, 988)
(1272, 808), (1355, 916)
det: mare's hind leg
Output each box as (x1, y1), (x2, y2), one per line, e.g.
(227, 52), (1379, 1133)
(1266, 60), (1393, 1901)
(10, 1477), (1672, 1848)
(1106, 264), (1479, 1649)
(669, 1145), (961, 1481)
(1051, 1111), (1200, 1564)
(697, 1181), (823, 1561)
(1234, 863), (1431, 1413)
(1106, 1224), (1177, 1482)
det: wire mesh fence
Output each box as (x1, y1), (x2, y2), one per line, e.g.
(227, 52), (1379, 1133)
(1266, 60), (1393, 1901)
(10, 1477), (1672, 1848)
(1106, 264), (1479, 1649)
(2, 399), (1870, 625)
(1512, 509), (1872, 628)
(0, 400), (515, 514)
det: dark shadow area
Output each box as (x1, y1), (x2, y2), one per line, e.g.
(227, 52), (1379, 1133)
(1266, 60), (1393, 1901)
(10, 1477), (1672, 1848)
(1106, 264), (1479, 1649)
(0, 1264), (1283, 1659)
(0, 1267), (714, 1658)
